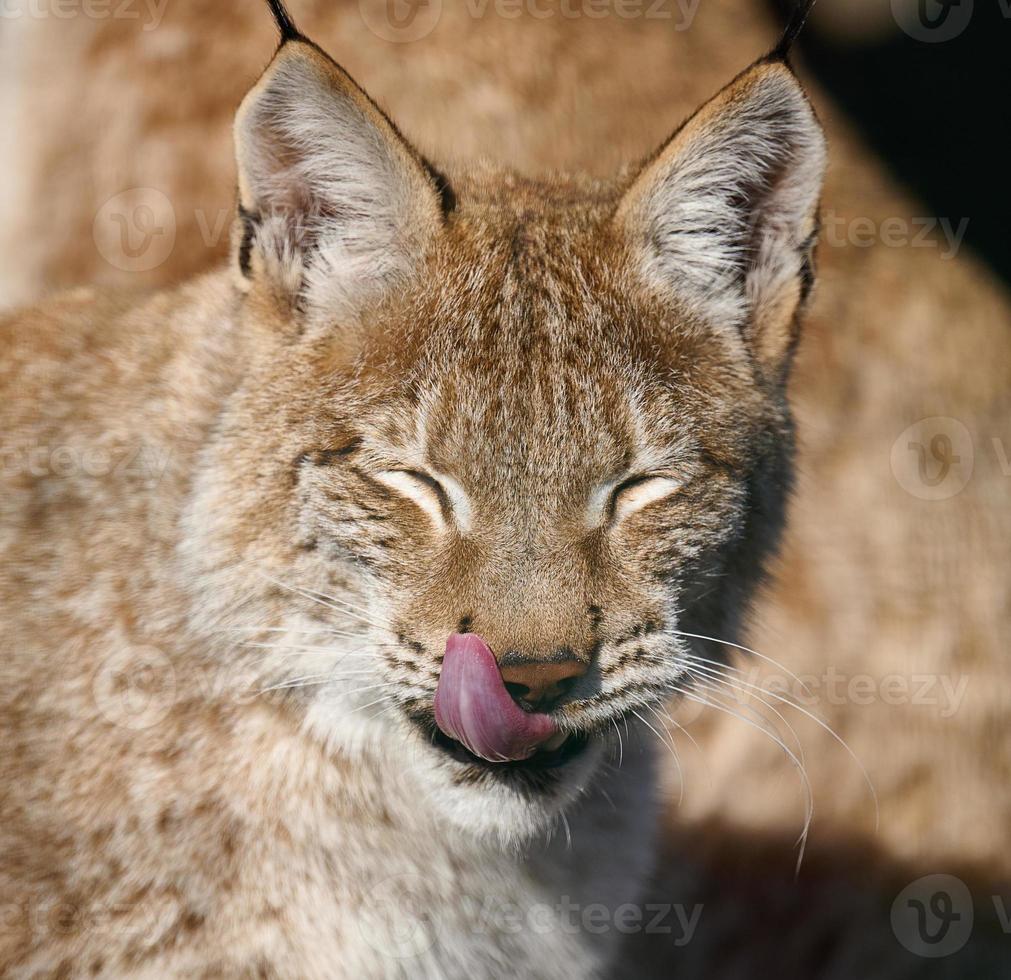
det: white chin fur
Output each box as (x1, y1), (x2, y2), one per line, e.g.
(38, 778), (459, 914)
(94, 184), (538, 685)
(405, 728), (607, 848)
(305, 696), (605, 847)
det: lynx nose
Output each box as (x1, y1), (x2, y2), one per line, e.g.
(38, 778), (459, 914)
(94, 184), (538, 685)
(499, 654), (588, 711)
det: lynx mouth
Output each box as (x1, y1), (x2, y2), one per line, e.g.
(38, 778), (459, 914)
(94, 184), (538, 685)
(434, 633), (560, 763)
(430, 727), (591, 772)
(413, 631), (595, 778)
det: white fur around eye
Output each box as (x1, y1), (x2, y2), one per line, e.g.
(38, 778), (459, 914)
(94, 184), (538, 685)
(437, 473), (472, 533)
(610, 476), (683, 523)
(375, 470), (471, 533)
(376, 471), (446, 530)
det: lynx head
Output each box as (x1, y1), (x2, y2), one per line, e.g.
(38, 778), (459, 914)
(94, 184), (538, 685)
(184, 8), (825, 843)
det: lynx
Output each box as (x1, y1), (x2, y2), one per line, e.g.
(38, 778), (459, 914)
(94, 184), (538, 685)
(0, 0), (834, 975)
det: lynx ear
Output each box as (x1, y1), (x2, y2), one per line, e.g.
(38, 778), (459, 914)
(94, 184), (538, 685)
(616, 61), (826, 376)
(234, 40), (449, 322)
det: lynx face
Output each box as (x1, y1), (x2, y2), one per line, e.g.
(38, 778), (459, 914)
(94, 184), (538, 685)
(184, 35), (824, 842)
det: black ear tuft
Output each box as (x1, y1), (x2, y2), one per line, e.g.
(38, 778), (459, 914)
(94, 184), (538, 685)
(265, 0), (302, 43)
(770, 0), (818, 62)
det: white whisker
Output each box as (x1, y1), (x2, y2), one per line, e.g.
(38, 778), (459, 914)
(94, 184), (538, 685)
(655, 702), (713, 791)
(559, 809), (572, 852)
(631, 708), (683, 806)
(645, 702), (686, 805)
(683, 660), (807, 768)
(212, 626), (353, 636)
(239, 642), (375, 654)
(670, 683), (813, 872)
(672, 629), (816, 700)
(254, 571), (392, 633)
(683, 654), (878, 829)
(610, 717), (625, 768)
(345, 694), (397, 717)
(256, 670), (379, 694)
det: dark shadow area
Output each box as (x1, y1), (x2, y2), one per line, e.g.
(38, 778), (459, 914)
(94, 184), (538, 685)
(618, 818), (1011, 978)
(773, 0), (1011, 287)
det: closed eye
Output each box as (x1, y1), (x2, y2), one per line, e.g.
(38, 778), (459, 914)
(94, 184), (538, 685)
(375, 468), (471, 532)
(607, 474), (683, 523)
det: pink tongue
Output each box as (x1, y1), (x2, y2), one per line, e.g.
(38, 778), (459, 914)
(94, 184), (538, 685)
(434, 633), (556, 763)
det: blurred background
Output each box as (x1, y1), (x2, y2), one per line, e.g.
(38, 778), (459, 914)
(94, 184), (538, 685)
(789, 0), (1010, 284)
